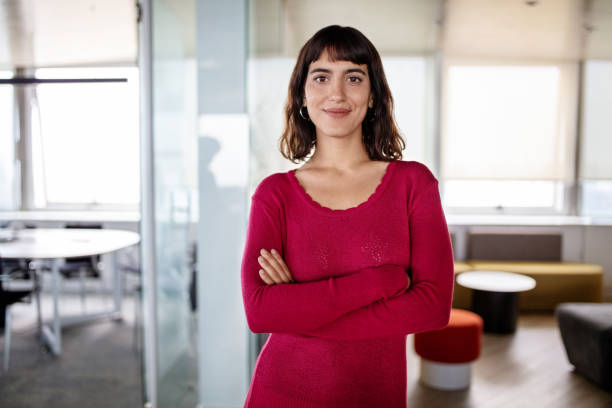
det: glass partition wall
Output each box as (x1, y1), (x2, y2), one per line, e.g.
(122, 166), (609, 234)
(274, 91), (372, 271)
(140, 0), (199, 407)
(140, 1), (250, 407)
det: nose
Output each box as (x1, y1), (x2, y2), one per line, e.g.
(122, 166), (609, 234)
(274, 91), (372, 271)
(328, 77), (345, 102)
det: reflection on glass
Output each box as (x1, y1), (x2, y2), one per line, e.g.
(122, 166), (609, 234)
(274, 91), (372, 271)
(0, 78), (15, 211)
(152, 0), (198, 406)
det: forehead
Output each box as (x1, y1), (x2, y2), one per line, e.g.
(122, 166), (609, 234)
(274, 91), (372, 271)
(308, 50), (368, 72)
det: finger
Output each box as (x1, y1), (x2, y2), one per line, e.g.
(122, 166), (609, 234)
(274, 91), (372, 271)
(258, 269), (274, 285)
(270, 249), (294, 282)
(260, 250), (291, 283)
(269, 254), (292, 283)
(258, 255), (284, 284)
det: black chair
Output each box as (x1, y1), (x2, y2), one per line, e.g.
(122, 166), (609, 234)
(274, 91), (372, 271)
(60, 223), (104, 312)
(1, 256), (40, 372)
(0, 223), (36, 282)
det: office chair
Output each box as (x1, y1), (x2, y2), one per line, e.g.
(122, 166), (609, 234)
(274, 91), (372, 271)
(1, 256), (40, 372)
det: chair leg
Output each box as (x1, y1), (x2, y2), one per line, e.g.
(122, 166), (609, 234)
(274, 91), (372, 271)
(4, 306), (11, 372)
(34, 269), (43, 337)
(133, 286), (141, 355)
(79, 268), (86, 314)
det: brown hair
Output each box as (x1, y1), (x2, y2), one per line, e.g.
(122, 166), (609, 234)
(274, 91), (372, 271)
(279, 25), (405, 163)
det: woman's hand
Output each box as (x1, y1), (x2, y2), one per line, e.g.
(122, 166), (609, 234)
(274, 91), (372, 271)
(258, 248), (295, 285)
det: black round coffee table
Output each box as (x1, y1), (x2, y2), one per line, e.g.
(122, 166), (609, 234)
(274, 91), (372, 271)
(456, 270), (536, 334)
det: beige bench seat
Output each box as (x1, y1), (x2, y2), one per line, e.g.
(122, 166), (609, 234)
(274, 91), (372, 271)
(452, 262), (473, 310)
(453, 261), (603, 311)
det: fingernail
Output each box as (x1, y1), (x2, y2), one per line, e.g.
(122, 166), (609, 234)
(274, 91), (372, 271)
(271, 249), (276, 254)
(260, 249), (266, 255)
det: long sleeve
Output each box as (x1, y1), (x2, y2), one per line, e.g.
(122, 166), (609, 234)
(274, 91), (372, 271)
(298, 180), (454, 340)
(241, 195), (409, 334)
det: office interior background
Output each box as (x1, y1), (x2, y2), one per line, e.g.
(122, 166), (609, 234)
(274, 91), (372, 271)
(0, 0), (611, 407)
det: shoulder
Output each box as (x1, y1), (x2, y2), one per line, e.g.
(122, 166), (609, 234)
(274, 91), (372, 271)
(394, 161), (442, 213)
(394, 160), (438, 187)
(251, 171), (291, 207)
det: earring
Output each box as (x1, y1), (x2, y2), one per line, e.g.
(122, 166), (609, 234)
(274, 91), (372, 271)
(299, 105), (310, 121)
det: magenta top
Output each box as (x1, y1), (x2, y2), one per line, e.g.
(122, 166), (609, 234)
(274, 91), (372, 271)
(241, 159), (455, 408)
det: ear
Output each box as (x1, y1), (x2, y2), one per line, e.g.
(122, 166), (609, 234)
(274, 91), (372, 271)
(368, 96), (374, 108)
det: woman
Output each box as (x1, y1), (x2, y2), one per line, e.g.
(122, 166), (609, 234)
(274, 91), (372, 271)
(241, 25), (454, 407)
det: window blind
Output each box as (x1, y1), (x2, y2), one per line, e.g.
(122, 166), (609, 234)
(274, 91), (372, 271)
(441, 60), (578, 182)
(580, 60), (612, 180)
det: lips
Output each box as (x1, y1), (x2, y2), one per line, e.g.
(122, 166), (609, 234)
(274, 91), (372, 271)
(324, 108), (351, 118)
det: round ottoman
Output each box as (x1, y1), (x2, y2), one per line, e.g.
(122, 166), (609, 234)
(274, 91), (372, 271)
(414, 308), (483, 390)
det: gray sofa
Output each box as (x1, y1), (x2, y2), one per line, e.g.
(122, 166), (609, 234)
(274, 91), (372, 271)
(556, 303), (612, 391)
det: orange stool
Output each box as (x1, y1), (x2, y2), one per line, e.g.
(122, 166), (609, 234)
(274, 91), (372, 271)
(414, 308), (483, 390)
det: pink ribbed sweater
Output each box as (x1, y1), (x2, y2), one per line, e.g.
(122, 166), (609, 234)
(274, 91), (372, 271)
(241, 160), (454, 408)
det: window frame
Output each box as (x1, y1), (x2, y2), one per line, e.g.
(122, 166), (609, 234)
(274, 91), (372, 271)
(8, 66), (141, 212)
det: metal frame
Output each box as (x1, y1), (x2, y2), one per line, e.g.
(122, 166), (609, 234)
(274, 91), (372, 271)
(138, 0), (159, 407)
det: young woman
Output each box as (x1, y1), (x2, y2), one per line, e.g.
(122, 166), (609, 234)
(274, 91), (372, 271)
(241, 25), (454, 407)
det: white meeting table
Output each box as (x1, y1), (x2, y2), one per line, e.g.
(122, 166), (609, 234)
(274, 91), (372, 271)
(0, 228), (140, 355)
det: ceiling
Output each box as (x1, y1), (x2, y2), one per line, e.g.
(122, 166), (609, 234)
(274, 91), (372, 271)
(0, 0), (137, 70)
(0, 0), (610, 71)
(441, 0), (612, 60)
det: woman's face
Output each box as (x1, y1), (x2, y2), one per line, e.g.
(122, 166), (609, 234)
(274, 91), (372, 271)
(303, 50), (373, 141)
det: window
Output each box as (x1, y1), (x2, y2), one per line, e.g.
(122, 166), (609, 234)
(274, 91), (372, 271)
(441, 61), (578, 214)
(382, 57), (434, 166)
(33, 66), (140, 208)
(580, 60), (612, 217)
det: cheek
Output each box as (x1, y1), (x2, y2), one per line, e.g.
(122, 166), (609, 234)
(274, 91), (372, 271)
(304, 86), (322, 103)
(352, 87), (371, 105)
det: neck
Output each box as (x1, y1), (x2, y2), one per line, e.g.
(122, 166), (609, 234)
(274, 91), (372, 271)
(307, 129), (371, 171)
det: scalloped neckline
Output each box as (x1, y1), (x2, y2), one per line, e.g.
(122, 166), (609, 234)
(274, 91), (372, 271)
(288, 160), (396, 216)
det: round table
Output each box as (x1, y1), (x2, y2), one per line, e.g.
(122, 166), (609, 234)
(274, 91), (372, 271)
(456, 270), (536, 334)
(0, 228), (140, 355)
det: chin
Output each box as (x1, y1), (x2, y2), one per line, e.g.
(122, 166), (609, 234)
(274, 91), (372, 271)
(317, 129), (355, 138)
(314, 122), (363, 139)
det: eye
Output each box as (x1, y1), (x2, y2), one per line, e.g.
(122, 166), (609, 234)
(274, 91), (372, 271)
(313, 75), (328, 83)
(347, 76), (362, 84)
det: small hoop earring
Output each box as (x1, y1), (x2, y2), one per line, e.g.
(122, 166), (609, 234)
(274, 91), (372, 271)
(299, 105), (310, 121)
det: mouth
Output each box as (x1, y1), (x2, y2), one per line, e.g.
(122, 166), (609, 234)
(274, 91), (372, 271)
(323, 108), (351, 118)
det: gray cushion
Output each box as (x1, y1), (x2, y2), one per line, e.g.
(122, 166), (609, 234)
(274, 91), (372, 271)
(555, 303), (612, 391)
(469, 233), (561, 261)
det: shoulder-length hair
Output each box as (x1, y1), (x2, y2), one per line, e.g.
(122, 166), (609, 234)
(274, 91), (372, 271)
(279, 25), (405, 163)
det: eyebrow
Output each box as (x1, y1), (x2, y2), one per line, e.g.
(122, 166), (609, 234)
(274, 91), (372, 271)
(309, 68), (367, 75)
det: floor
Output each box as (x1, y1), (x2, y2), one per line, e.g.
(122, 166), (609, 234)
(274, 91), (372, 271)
(404, 313), (612, 408)
(0, 291), (143, 408)
(1, 289), (611, 408)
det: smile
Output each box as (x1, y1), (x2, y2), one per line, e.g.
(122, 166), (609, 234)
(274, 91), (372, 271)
(323, 108), (351, 118)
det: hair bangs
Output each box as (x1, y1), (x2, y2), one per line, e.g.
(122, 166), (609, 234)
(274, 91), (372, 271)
(304, 27), (372, 67)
